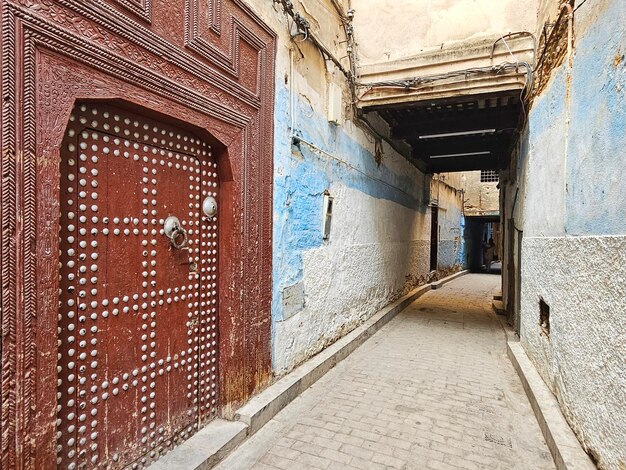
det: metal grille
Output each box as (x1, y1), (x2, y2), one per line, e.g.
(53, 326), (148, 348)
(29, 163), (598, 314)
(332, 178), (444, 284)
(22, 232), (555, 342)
(57, 103), (219, 469)
(480, 170), (499, 183)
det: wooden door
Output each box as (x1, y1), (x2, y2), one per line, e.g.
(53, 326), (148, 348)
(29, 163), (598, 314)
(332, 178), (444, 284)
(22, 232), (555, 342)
(430, 206), (439, 271)
(57, 103), (219, 469)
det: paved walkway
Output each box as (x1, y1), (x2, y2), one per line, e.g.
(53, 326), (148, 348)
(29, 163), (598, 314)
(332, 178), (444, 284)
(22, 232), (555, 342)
(216, 274), (555, 470)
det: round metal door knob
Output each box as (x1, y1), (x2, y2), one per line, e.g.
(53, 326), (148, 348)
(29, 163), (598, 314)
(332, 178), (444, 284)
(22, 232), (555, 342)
(202, 196), (217, 217)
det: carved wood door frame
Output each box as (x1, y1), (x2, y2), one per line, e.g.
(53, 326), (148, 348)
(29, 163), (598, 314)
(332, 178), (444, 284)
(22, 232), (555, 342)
(0, 1), (275, 468)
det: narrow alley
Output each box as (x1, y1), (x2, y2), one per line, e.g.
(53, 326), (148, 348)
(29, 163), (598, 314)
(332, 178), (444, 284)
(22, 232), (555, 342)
(3, 0), (624, 468)
(216, 275), (554, 470)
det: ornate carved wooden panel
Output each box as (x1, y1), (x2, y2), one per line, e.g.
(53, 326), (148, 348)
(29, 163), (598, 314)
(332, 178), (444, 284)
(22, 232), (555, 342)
(112, 0), (152, 23)
(186, 0), (266, 93)
(0, 1), (275, 468)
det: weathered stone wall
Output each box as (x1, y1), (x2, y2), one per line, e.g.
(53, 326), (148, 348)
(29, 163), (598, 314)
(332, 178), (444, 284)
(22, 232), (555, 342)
(514, 0), (626, 467)
(431, 176), (466, 270)
(520, 237), (625, 469)
(352, 0), (539, 66)
(242, 1), (466, 375)
(459, 171), (499, 216)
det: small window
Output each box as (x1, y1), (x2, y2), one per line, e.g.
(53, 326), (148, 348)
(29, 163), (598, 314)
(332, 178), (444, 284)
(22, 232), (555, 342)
(539, 298), (550, 336)
(480, 170), (499, 183)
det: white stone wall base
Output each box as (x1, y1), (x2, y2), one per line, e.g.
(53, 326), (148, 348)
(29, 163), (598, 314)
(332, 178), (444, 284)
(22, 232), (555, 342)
(508, 342), (596, 470)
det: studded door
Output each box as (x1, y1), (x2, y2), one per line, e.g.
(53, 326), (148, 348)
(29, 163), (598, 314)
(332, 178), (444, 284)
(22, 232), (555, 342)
(57, 103), (219, 469)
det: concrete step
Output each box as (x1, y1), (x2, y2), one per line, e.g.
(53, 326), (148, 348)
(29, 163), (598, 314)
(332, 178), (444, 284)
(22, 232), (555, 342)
(492, 299), (506, 315)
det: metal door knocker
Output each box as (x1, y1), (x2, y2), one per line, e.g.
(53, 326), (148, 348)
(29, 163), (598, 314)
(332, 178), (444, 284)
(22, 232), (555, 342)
(164, 216), (187, 249)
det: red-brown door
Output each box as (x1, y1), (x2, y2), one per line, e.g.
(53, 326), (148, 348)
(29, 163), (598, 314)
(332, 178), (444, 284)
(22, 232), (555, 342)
(57, 103), (219, 469)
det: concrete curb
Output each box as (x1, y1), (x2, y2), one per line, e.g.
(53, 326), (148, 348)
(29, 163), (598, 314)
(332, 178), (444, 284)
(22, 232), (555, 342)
(236, 269), (468, 436)
(507, 342), (596, 470)
(430, 269), (467, 289)
(237, 287), (424, 434)
(148, 420), (248, 470)
(149, 270), (467, 470)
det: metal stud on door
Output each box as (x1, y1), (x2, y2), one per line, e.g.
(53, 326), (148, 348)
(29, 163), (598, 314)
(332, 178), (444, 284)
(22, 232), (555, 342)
(57, 103), (219, 469)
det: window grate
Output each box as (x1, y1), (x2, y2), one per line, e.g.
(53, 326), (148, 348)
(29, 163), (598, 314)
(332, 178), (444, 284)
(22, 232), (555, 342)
(480, 170), (499, 183)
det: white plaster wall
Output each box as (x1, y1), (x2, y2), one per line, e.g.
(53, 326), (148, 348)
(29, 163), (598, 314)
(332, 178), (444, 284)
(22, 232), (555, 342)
(352, 0), (539, 65)
(520, 236), (626, 467)
(440, 171), (464, 189)
(243, 0), (466, 375)
(274, 185), (431, 372)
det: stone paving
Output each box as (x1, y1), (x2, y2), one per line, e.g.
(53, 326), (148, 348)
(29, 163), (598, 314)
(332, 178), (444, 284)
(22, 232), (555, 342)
(216, 274), (555, 470)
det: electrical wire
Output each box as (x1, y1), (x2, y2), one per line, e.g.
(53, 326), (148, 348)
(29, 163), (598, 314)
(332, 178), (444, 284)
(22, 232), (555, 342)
(493, 35), (531, 117)
(273, 0), (352, 79)
(275, 0), (538, 167)
(329, 0), (348, 22)
(491, 32), (537, 68)
(292, 136), (419, 200)
(355, 62), (534, 102)
(357, 110), (414, 161)
(275, 0), (410, 160)
(574, 0), (590, 12)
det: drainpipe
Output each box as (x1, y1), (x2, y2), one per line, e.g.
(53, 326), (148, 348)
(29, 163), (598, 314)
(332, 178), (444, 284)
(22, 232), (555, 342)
(289, 47), (295, 137)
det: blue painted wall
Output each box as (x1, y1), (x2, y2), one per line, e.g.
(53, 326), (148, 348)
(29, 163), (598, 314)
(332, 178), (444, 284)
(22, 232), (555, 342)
(518, 2), (626, 467)
(564, 0), (626, 235)
(271, 80), (428, 324)
(457, 214), (466, 266)
(522, 0), (626, 237)
(523, 65), (568, 236)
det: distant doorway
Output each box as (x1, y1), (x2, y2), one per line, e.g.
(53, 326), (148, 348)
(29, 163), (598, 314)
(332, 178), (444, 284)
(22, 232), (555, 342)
(465, 216), (500, 273)
(483, 222), (501, 274)
(430, 206), (439, 271)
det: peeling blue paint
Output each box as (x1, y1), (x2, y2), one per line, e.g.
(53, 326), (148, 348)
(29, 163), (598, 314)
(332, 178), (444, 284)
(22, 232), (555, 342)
(271, 80), (428, 351)
(564, 0), (626, 235)
(523, 0), (626, 237)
